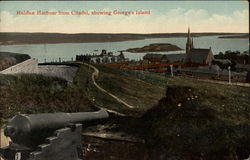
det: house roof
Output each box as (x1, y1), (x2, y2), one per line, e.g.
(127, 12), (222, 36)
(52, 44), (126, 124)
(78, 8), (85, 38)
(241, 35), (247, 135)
(164, 54), (186, 62)
(143, 53), (186, 62)
(143, 53), (165, 59)
(186, 48), (212, 64)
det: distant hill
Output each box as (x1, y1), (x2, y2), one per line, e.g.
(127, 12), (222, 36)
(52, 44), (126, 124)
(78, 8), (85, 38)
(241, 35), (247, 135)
(0, 32), (244, 45)
(219, 34), (249, 39)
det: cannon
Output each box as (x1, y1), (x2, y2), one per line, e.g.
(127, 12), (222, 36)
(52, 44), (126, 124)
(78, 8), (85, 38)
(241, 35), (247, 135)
(0, 109), (109, 160)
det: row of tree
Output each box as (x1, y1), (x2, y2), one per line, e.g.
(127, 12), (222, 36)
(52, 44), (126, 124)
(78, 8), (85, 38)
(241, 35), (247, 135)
(213, 50), (249, 70)
(215, 50), (249, 64)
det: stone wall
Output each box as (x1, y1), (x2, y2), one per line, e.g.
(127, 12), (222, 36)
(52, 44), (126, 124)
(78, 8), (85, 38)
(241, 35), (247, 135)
(0, 58), (38, 74)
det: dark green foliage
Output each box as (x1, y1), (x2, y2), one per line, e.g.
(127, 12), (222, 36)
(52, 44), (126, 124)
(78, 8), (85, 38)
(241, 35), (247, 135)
(0, 67), (96, 124)
(139, 85), (250, 160)
(214, 50), (249, 71)
(91, 66), (249, 159)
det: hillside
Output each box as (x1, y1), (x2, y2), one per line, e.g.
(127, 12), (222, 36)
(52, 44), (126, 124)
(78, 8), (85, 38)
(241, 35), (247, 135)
(74, 64), (165, 114)
(0, 63), (249, 159)
(81, 64), (249, 159)
(0, 64), (97, 124)
(86, 64), (249, 120)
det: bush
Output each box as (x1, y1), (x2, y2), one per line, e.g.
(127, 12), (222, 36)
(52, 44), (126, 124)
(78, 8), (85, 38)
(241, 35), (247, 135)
(139, 85), (249, 160)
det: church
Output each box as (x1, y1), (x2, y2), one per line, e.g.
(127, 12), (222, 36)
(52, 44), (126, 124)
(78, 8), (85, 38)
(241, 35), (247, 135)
(143, 27), (215, 66)
(185, 27), (214, 65)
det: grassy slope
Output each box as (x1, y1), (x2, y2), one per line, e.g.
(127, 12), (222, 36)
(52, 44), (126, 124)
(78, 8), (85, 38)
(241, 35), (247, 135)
(84, 64), (249, 159)
(75, 64), (165, 114)
(0, 63), (249, 159)
(93, 65), (249, 123)
(0, 67), (96, 125)
(140, 85), (249, 159)
(1, 62), (248, 128)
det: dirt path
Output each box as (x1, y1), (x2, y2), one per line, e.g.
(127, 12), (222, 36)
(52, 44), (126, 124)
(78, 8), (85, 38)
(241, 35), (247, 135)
(83, 63), (135, 109)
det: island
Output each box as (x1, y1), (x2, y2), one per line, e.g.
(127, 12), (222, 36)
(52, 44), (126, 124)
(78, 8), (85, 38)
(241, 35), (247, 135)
(126, 43), (182, 53)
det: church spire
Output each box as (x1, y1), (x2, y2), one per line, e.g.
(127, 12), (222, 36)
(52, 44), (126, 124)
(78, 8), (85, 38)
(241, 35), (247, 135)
(188, 27), (190, 38)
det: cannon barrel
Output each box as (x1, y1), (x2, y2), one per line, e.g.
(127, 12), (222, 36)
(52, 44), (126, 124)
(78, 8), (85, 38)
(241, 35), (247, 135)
(4, 109), (108, 147)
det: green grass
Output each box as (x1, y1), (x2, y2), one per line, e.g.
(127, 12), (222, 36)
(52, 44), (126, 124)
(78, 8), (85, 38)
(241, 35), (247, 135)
(1, 62), (249, 159)
(89, 64), (249, 159)
(0, 67), (96, 126)
(92, 64), (249, 124)
(138, 85), (249, 159)
(75, 64), (166, 115)
(74, 65), (138, 114)
(94, 65), (249, 122)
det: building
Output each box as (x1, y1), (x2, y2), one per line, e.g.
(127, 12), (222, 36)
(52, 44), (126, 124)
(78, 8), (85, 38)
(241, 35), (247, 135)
(185, 27), (214, 65)
(76, 50), (126, 64)
(143, 53), (186, 63)
(143, 27), (214, 66)
(143, 54), (168, 63)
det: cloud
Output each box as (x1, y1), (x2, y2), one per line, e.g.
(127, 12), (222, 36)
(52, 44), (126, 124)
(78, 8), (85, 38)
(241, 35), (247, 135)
(0, 8), (248, 33)
(158, 8), (248, 33)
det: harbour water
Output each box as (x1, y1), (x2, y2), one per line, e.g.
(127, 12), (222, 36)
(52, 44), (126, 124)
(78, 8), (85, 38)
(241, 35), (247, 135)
(0, 36), (248, 62)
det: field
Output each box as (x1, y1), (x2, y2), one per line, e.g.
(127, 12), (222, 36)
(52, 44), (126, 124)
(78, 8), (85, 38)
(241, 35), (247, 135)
(81, 64), (250, 159)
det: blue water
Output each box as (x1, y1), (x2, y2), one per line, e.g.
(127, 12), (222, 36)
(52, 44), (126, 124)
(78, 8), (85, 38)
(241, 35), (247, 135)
(0, 36), (248, 62)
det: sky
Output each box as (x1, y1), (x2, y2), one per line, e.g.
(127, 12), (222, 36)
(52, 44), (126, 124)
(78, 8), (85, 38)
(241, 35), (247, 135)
(0, 1), (249, 33)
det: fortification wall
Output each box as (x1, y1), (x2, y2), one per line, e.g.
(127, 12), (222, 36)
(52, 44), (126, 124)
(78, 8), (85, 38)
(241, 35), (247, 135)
(38, 65), (78, 84)
(0, 58), (38, 74)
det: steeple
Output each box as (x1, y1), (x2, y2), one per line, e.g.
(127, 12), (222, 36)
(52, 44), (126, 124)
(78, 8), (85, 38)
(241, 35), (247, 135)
(186, 27), (192, 54)
(188, 27), (190, 37)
